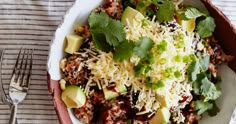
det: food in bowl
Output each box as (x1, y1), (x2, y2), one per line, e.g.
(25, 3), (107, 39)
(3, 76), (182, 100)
(58, 0), (233, 123)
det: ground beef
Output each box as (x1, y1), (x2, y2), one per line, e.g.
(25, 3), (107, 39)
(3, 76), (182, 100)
(74, 99), (94, 124)
(100, 99), (129, 124)
(204, 37), (234, 76)
(60, 54), (88, 85)
(95, 0), (123, 19)
(206, 37), (234, 65)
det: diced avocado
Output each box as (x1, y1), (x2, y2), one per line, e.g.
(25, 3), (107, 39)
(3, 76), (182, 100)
(121, 7), (145, 26)
(149, 107), (171, 124)
(64, 34), (84, 54)
(102, 82), (127, 100)
(156, 94), (170, 108)
(61, 85), (86, 108)
(175, 11), (196, 32)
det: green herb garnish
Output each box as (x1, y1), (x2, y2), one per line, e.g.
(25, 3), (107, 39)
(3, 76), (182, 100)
(89, 12), (126, 51)
(156, 1), (175, 22)
(113, 40), (135, 62)
(197, 17), (216, 38)
(134, 37), (154, 58)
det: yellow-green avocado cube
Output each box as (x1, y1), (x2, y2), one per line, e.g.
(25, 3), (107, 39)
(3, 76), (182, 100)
(149, 107), (171, 124)
(64, 34), (84, 54)
(121, 7), (145, 26)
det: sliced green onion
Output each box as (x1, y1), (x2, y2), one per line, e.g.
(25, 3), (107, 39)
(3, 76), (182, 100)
(183, 55), (190, 63)
(176, 40), (185, 48)
(179, 33), (185, 39)
(156, 40), (168, 54)
(145, 53), (155, 64)
(174, 70), (182, 78)
(174, 55), (182, 62)
(159, 58), (167, 65)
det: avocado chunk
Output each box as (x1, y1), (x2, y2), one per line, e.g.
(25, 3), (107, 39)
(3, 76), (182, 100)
(102, 82), (127, 100)
(156, 94), (171, 108)
(149, 107), (171, 124)
(64, 34), (84, 54)
(175, 11), (196, 32)
(61, 85), (86, 108)
(121, 7), (145, 26)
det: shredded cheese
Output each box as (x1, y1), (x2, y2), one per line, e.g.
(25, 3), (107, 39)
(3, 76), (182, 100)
(83, 17), (196, 115)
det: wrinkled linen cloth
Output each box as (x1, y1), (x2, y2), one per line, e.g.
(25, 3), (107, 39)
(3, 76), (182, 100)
(0, 0), (235, 124)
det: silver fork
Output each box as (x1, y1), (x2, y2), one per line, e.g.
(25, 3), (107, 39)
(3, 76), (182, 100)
(8, 49), (33, 124)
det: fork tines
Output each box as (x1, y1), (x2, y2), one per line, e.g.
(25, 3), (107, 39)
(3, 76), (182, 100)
(10, 49), (33, 92)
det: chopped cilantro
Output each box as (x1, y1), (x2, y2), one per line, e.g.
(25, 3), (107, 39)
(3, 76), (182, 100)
(194, 100), (213, 115)
(207, 101), (220, 116)
(200, 77), (222, 101)
(113, 40), (135, 62)
(187, 61), (200, 81)
(196, 17), (216, 38)
(89, 12), (109, 28)
(134, 37), (154, 58)
(89, 12), (126, 50)
(199, 55), (210, 71)
(92, 33), (113, 52)
(156, 1), (175, 22)
(193, 81), (200, 94)
(182, 7), (205, 20)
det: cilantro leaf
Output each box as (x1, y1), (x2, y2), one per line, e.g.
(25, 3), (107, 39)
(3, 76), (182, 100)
(196, 17), (216, 38)
(194, 100), (213, 115)
(91, 33), (112, 52)
(105, 19), (126, 46)
(89, 12), (109, 28)
(134, 37), (154, 58)
(201, 77), (222, 101)
(156, 1), (175, 22)
(114, 40), (135, 62)
(207, 101), (220, 116)
(89, 12), (126, 50)
(199, 55), (210, 71)
(187, 61), (200, 81)
(183, 7), (205, 20)
(193, 81), (200, 94)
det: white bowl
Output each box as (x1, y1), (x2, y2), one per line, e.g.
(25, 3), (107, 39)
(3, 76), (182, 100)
(47, 0), (236, 124)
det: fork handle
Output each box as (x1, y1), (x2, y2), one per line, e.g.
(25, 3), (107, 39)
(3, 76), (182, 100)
(9, 104), (17, 124)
